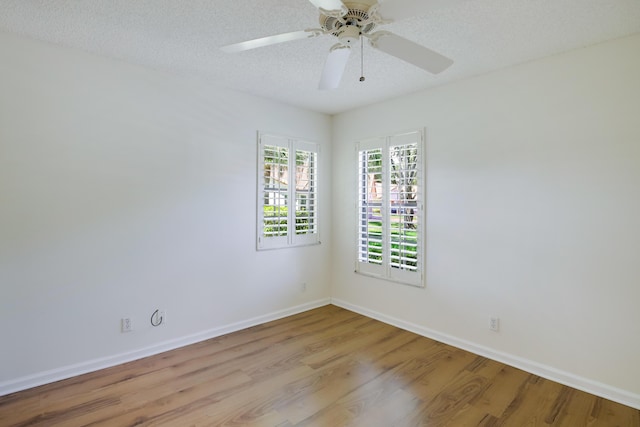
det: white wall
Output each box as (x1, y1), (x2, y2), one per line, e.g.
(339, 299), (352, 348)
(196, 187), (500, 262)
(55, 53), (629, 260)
(331, 34), (640, 408)
(0, 31), (331, 393)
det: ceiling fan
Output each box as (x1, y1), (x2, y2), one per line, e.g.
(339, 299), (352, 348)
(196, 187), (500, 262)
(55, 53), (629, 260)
(220, 0), (463, 90)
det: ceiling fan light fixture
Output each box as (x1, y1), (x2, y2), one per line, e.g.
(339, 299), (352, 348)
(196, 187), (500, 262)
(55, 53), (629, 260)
(338, 25), (361, 46)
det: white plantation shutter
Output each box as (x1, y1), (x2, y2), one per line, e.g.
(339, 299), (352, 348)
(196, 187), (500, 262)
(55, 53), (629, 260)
(357, 137), (386, 278)
(388, 131), (423, 284)
(356, 129), (424, 286)
(293, 141), (319, 246)
(258, 134), (289, 249)
(257, 133), (319, 250)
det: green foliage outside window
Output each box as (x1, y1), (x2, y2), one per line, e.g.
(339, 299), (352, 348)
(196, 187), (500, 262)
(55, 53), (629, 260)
(364, 219), (418, 268)
(263, 206), (313, 236)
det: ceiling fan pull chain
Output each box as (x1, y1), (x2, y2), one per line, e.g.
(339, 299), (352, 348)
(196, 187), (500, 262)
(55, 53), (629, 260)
(360, 37), (366, 82)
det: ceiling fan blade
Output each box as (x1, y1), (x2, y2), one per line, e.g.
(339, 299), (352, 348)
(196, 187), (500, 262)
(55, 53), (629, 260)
(319, 45), (351, 90)
(369, 31), (453, 74)
(376, 0), (468, 21)
(307, 0), (348, 16)
(221, 30), (316, 53)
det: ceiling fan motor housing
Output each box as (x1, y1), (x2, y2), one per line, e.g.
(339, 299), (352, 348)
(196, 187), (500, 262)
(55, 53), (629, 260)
(319, 0), (378, 44)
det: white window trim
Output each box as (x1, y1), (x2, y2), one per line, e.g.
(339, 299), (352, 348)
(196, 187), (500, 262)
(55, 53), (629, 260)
(355, 128), (425, 287)
(257, 132), (320, 251)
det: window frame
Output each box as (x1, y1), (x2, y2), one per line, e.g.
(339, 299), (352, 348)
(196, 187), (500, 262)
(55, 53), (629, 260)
(355, 129), (425, 287)
(257, 132), (319, 251)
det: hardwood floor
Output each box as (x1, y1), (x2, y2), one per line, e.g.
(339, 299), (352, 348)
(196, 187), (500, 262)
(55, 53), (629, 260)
(1, 305), (638, 426)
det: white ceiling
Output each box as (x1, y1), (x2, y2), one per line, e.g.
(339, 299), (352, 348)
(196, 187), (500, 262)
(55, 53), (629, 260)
(1, 0), (639, 114)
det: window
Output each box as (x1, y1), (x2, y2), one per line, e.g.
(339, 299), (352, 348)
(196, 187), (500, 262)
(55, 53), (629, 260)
(356, 129), (424, 286)
(257, 133), (319, 250)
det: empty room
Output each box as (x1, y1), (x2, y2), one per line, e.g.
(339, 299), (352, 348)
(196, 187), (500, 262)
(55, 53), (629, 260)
(1, 0), (639, 425)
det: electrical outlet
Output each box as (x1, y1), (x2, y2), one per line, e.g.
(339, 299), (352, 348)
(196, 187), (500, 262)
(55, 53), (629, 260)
(121, 318), (133, 333)
(489, 317), (500, 332)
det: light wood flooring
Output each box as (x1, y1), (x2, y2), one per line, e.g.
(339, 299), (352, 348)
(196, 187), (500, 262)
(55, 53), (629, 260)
(0, 305), (638, 426)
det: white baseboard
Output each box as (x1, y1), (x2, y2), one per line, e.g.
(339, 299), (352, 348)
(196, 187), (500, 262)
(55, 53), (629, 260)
(0, 298), (331, 397)
(331, 298), (640, 410)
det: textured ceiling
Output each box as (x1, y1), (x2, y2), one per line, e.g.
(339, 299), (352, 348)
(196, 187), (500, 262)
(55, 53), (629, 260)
(1, 0), (639, 114)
